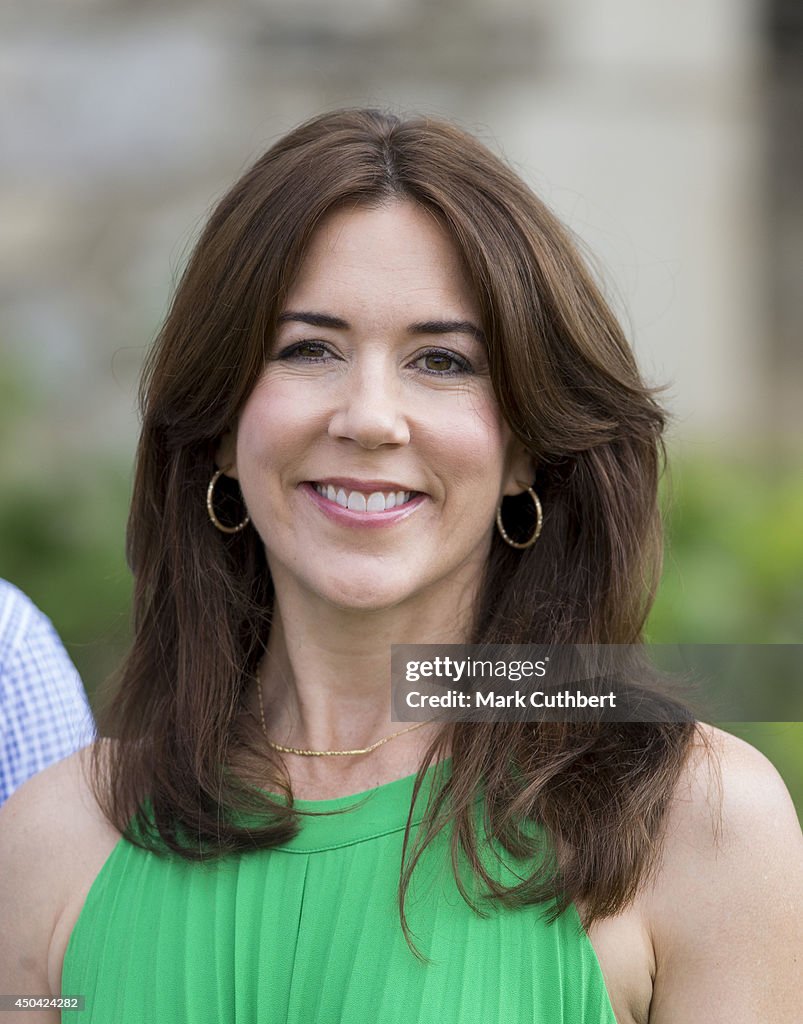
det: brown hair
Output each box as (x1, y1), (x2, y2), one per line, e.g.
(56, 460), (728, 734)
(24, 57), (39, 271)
(92, 108), (701, 956)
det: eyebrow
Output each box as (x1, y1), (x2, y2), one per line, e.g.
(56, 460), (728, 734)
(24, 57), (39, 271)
(277, 311), (486, 345)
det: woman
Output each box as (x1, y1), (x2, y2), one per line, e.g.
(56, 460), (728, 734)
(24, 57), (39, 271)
(1, 108), (800, 1023)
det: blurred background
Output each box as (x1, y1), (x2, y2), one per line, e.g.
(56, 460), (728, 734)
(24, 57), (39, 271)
(1, 0), (801, 810)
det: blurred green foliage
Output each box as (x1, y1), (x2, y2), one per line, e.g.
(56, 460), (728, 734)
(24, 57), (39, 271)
(649, 456), (803, 814)
(0, 463), (133, 694)
(1, 367), (800, 815)
(650, 457), (803, 642)
(0, 357), (133, 696)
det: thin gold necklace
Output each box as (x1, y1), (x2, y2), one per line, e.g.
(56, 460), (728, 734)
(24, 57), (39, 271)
(254, 678), (429, 757)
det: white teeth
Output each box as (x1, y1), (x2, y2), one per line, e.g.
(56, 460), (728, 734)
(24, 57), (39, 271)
(313, 483), (414, 512)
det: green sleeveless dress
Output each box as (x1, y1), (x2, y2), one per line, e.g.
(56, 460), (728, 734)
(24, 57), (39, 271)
(63, 760), (616, 1022)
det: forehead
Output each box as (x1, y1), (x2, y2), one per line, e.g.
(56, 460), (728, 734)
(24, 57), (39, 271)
(283, 201), (479, 323)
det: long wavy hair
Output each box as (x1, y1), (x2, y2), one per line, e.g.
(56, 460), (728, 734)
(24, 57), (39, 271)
(92, 107), (703, 956)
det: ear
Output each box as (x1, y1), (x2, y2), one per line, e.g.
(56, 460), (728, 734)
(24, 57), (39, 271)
(215, 429), (239, 479)
(502, 440), (536, 498)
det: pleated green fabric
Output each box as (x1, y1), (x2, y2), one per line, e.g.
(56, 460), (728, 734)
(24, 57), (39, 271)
(63, 759), (616, 1022)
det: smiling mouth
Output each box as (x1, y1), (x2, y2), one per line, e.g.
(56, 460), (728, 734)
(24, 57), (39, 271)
(311, 483), (419, 513)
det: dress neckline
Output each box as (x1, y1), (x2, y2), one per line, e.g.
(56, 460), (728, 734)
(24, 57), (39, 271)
(264, 757), (454, 853)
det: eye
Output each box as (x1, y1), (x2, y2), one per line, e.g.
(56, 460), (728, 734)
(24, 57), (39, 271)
(413, 348), (474, 376)
(275, 340), (332, 362)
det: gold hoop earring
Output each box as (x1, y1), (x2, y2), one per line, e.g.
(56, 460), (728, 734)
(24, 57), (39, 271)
(496, 486), (543, 550)
(207, 467), (250, 534)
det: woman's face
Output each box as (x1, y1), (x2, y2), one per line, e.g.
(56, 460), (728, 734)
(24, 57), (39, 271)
(219, 200), (532, 613)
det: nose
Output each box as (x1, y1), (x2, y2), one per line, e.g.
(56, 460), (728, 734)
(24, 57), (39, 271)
(327, 357), (411, 449)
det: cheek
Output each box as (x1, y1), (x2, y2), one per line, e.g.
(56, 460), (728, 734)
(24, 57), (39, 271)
(235, 381), (319, 470)
(438, 396), (509, 470)
(427, 397), (510, 515)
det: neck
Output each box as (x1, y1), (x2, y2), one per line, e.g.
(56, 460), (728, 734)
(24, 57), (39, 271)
(256, 572), (478, 764)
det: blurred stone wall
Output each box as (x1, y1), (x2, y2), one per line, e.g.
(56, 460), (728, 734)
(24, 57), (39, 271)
(2, 0), (798, 474)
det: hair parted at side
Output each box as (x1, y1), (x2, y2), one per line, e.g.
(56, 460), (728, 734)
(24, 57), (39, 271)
(92, 107), (704, 958)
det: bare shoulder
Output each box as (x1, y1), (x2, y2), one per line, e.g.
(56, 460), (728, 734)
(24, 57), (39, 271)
(0, 743), (117, 862)
(653, 723), (799, 861)
(644, 724), (802, 1023)
(0, 744), (121, 1003)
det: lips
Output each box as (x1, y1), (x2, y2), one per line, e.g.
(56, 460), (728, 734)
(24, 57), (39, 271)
(311, 482), (417, 512)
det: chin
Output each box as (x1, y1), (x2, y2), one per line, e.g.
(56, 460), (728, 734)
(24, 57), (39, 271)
(323, 586), (409, 614)
(313, 571), (420, 614)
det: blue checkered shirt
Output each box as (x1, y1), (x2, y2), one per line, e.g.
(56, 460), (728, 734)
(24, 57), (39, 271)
(0, 579), (95, 805)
